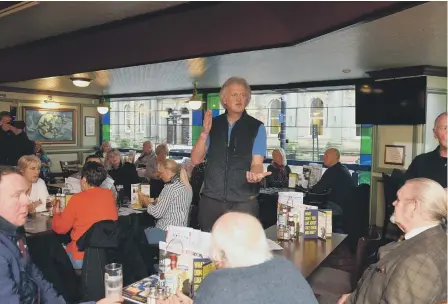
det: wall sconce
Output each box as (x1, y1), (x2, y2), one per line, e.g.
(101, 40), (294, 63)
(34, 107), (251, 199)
(42, 96), (59, 108)
(188, 82), (202, 110)
(97, 96), (109, 115)
(70, 77), (92, 88)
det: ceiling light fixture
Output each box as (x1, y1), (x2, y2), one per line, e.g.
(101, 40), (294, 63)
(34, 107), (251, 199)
(70, 77), (92, 88)
(188, 82), (202, 110)
(97, 96), (109, 115)
(42, 96), (59, 108)
(342, 68), (351, 73)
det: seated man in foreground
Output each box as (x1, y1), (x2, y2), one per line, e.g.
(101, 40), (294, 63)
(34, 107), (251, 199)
(338, 178), (447, 304)
(161, 212), (318, 304)
(0, 167), (121, 304)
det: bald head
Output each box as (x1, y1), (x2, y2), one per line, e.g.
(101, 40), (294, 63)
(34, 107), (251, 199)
(433, 112), (447, 150)
(323, 148), (340, 167)
(210, 212), (272, 268)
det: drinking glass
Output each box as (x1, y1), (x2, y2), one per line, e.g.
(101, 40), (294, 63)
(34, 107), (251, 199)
(104, 263), (123, 299)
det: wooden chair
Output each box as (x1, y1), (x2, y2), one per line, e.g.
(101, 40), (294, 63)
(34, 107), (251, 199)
(351, 230), (382, 289)
(308, 230), (382, 301)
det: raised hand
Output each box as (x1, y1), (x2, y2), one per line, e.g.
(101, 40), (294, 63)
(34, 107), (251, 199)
(246, 171), (272, 183)
(203, 110), (212, 135)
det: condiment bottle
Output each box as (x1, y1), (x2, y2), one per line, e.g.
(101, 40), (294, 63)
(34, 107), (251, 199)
(169, 254), (177, 270)
(293, 213), (300, 237)
(147, 286), (157, 304)
(157, 287), (165, 300)
(288, 213), (295, 240)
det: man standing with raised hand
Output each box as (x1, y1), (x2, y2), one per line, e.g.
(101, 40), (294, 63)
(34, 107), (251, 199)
(191, 77), (271, 232)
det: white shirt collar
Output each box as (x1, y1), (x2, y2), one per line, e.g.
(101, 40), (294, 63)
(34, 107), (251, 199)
(404, 224), (439, 240)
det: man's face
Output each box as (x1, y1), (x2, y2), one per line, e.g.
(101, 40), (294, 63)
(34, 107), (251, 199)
(434, 114), (447, 149)
(0, 174), (31, 226)
(143, 142), (152, 153)
(392, 185), (416, 233)
(1, 115), (11, 125)
(223, 84), (248, 114)
(323, 151), (333, 167)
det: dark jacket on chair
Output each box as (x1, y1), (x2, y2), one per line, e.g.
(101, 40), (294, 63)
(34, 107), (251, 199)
(77, 219), (148, 302)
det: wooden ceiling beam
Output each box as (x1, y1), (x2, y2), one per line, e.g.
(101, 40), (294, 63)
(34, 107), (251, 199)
(0, 1), (424, 84)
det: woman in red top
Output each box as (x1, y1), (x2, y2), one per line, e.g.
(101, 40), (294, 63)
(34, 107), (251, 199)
(52, 161), (118, 269)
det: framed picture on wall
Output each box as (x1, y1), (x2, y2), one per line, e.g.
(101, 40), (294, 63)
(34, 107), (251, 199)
(23, 107), (76, 144)
(384, 145), (406, 166)
(85, 116), (96, 136)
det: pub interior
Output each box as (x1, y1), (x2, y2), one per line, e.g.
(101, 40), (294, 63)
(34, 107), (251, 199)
(0, 1), (446, 304)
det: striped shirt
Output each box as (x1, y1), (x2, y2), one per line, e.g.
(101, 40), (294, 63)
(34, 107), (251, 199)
(147, 176), (192, 230)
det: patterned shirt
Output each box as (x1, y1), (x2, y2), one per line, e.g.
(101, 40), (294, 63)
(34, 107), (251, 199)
(147, 176), (192, 230)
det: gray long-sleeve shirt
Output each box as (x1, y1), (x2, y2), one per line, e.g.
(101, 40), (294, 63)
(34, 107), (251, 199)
(194, 256), (318, 304)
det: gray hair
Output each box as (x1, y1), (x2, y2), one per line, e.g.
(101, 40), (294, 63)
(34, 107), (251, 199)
(405, 178), (447, 224)
(272, 148), (287, 166)
(106, 148), (121, 158)
(210, 212), (272, 268)
(219, 77), (252, 109)
(433, 112), (447, 130)
(155, 143), (169, 156)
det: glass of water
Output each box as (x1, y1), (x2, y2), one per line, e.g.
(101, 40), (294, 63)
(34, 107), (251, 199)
(105, 263), (123, 299)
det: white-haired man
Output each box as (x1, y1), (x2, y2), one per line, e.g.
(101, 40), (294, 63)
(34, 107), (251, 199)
(338, 178), (447, 304)
(160, 212), (318, 304)
(0, 168), (121, 304)
(405, 112), (447, 188)
(191, 77), (271, 232)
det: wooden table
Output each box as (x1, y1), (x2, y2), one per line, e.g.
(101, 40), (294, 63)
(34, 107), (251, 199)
(265, 225), (347, 277)
(25, 213), (53, 235)
(47, 183), (66, 188)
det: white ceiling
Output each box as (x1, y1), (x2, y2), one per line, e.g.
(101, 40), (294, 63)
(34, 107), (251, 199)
(0, 1), (185, 49)
(1, 1), (446, 96)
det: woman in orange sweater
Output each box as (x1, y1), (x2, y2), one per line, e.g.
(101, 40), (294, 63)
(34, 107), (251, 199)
(52, 161), (118, 269)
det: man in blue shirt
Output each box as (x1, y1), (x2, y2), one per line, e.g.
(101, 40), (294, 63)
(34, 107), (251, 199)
(191, 77), (271, 231)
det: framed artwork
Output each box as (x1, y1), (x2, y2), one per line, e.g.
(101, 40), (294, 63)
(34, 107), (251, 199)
(384, 145), (406, 166)
(84, 116), (96, 136)
(23, 107), (76, 144)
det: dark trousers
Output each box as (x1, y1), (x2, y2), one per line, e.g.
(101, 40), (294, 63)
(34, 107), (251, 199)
(198, 195), (259, 232)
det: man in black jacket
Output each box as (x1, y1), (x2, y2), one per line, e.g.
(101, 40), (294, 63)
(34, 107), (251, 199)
(0, 111), (34, 166)
(405, 112), (447, 188)
(191, 77), (271, 232)
(310, 148), (356, 212)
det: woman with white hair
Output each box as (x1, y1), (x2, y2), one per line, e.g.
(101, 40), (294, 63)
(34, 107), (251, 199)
(266, 148), (291, 188)
(17, 155), (49, 212)
(338, 178), (447, 304)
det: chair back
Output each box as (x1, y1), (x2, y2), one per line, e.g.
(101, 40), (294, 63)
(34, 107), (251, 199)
(381, 173), (400, 241)
(351, 230), (382, 290)
(60, 160), (80, 172)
